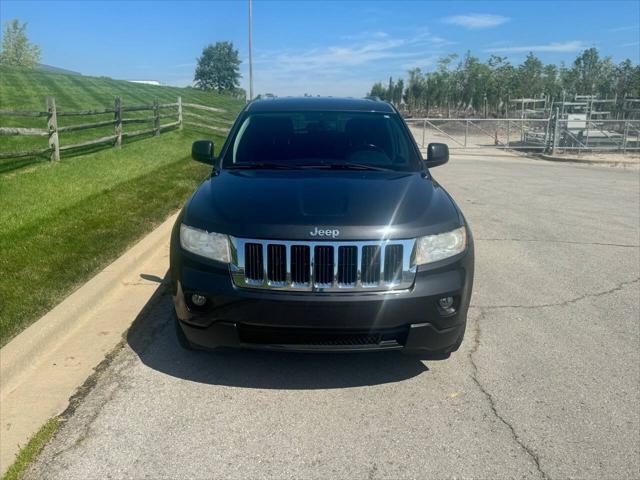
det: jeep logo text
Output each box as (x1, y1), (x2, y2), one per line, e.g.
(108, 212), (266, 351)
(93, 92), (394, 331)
(309, 227), (340, 238)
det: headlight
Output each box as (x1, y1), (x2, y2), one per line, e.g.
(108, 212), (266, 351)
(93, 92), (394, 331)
(415, 227), (466, 265)
(180, 224), (230, 263)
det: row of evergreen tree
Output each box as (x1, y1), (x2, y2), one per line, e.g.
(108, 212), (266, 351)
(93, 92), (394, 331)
(368, 48), (639, 116)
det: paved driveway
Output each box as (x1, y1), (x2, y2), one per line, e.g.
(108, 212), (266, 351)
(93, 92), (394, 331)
(26, 154), (639, 479)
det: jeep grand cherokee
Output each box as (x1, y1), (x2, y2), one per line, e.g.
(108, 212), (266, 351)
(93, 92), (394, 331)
(170, 97), (474, 357)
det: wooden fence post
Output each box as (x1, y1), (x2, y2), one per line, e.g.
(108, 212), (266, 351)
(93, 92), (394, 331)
(46, 96), (60, 161)
(177, 96), (183, 130)
(153, 99), (160, 136)
(114, 96), (122, 148)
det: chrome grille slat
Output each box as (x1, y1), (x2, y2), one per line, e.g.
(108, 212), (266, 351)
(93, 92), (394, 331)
(268, 244), (286, 284)
(338, 246), (357, 286)
(230, 237), (417, 292)
(314, 245), (333, 286)
(384, 244), (403, 284)
(361, 245), (381, 286)
(244, 243), (264, 282)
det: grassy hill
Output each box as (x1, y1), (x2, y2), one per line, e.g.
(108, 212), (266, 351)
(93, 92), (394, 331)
(0, 67), (243, 171)
(0, 66), (241, 112)
(0, 67), (243, 345)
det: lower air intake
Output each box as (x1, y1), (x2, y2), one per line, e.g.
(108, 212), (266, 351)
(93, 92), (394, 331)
(238, 325), (408, 347)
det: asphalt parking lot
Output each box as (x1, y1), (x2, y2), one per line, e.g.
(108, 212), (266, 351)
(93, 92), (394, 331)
(26, 152), (639, 480)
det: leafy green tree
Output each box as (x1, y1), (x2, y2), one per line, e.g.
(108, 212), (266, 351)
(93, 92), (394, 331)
(404, 68), (425, 112)
(0, 19), (41, 68)
(517, 53), (544, 97)
(541, 64), (560, 99)
(387, 77), (395, 102)
(614, 59), (640, 101)
(393, 79), (404, 106)
(368, 82), (386, 99)
(571, 48), (603, 95)
(486, 55), (514, 115)
(595, 57), (616, 98)
(368, 47), (637, 116)
(194, 41), (241, 93)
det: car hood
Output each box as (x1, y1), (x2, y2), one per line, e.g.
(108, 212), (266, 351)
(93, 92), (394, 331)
(182, 170), (462, 240)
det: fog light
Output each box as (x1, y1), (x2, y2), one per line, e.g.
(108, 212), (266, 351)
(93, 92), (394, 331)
(191, 294), (207, 307)
(438, 296), (454, 309)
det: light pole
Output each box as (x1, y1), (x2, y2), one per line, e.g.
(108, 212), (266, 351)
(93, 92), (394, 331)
(248, 0), (253, 101)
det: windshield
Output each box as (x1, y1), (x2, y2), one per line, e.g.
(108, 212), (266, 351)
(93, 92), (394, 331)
(222, 111), (422, 171)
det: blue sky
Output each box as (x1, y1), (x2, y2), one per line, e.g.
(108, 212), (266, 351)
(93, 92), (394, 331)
(1, 1), (639, 96)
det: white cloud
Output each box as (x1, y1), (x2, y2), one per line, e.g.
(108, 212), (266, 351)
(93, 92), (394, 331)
(443, 14), (509, 29)
(341, 31), (389, 40)
(246, 31), (452, 96)
(484, 40), (585, 53)
(401, 56), (439, 70)
(254, 32), (446, 72)
(620, 41), (640, 47)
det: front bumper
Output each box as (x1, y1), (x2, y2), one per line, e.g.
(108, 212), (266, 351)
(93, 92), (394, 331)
(170, 240), (474, 354)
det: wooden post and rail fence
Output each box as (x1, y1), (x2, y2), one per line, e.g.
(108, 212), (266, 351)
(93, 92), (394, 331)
(0, 96), (233, 161)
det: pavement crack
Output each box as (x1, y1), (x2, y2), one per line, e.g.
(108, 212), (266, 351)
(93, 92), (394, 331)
(469, 308), (551, 480)
(475, 238), (639, 248)
(474, 277), (639, 310)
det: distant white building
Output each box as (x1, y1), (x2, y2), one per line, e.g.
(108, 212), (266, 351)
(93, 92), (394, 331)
(128, 80), (161, 86)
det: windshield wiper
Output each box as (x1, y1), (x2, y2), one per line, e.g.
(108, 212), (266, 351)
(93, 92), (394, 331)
(301, 162), (394, 172)
(225, 162), (301, 170)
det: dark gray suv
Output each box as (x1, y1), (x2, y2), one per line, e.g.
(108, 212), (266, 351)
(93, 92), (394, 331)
(170, 97), (474, 357)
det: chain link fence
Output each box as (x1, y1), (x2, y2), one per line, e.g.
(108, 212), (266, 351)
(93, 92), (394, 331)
(405, 117), (640, 154)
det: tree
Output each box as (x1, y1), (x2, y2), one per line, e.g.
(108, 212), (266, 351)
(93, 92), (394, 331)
(486, 55), (514, 115)
(367, 82), (386, 99)
(194, 41), (241, 93)
(0, 19), (41, 68)
(542, 64), (561, 100)
(367, 47), (638, 117)
(571, 48), (602, 95)
(614, 59), (640, 102)
(393, 79), (404, 106)
(517, 52), (544, 97)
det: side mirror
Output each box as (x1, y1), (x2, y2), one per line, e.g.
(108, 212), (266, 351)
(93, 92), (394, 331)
(424, 143), (449, 168)
(192, 140), (215, 165)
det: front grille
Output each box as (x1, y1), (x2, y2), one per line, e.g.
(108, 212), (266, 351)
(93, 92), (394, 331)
(231, 237), (416, 292)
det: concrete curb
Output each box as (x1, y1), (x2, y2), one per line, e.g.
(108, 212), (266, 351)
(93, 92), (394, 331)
(0, 212), (178, 474)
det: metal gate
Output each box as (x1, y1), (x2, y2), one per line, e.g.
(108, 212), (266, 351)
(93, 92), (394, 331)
(405, 117), (640, 153)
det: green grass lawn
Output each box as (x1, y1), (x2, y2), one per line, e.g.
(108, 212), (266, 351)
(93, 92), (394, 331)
(0, 67), (242, 345)
(0, 66), (242, 172)
(0, 129), (225, 346)
(0, 66), (241, 110)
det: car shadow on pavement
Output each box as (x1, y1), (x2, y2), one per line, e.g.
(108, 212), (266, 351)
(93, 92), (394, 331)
(126, 284), (430, 390)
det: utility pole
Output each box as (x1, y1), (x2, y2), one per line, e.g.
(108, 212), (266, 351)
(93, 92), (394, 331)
(248, 0), (254, 101)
